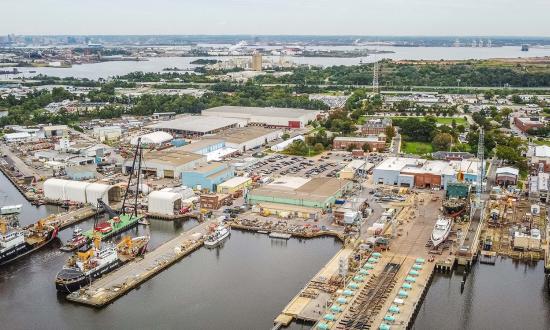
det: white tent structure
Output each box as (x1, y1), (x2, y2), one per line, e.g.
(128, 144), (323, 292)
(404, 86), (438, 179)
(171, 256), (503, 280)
(131, 131), (173, 145)
(148, 191), (182, 216)
(43, 178), (121, 205)
(270, 135), (304, 152)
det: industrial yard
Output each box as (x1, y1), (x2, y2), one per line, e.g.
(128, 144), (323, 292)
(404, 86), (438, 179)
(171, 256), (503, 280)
(1, 104), (549, 330)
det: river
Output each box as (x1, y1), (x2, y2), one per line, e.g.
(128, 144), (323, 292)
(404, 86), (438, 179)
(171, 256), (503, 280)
(414, 259), (550, 330)
(0, 171), (342, 330)
(4, 46), (550, 80)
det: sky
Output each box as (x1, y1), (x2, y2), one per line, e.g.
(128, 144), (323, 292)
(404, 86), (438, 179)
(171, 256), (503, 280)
(1, 0), (550, 36)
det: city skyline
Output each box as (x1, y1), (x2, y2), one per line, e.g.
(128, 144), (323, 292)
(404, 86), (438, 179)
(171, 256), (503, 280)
(1, 0), (550, 36)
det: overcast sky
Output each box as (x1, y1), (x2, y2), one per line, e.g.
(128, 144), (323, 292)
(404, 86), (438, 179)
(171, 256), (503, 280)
(2, 0), (549, 36)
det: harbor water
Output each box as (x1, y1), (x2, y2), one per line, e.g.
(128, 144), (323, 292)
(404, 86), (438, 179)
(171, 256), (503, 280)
(414, 259), (550, 330)
(0, 172), (342, 330)
(5, 46), (550, 80)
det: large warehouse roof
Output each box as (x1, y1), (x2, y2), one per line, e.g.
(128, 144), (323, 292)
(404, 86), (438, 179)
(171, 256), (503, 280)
(141, 149), (205, 167)
(202, 106), (318, 119)
(131, 131), (173, 145)
(252, 177), (351, 203)
(147, 115), (246, 133)
(205, 126), (281, 144)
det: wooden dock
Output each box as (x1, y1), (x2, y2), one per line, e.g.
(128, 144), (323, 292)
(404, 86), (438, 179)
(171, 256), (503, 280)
(66, 219), (214, 307)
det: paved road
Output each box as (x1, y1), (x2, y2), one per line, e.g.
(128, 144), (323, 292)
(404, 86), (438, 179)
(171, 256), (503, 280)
(0, 143), (40, 178)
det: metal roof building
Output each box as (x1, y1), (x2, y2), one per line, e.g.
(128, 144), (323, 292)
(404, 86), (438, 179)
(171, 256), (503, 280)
(147, 115), (247, 137)
(202, 106), (320, 128)
(205, 126), (282, 152)
(247, 176), (352, 209)
(125, 148), (207, 179)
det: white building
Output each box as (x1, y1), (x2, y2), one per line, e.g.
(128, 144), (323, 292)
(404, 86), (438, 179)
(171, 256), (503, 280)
(131, 131), (173, 146)
(205, 126), (282, 152)
(147, 191), (182, 216)
(202, 106), (320, 128)
(93, 126), (122, 142)
(271, 135), (304, 152)
(43, 178), (121, 205)
(147, 115), (247, 137)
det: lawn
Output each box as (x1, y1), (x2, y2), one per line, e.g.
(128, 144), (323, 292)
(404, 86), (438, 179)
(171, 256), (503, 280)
(534, 139), (550, 147)
(401, 141), (433, 155)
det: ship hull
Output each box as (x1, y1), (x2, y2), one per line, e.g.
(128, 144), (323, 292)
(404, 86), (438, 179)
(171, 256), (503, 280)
(55, 259), (123, 293)
(431, 225), (451, 248)
(204, 231), (230, 248)
(0, 228), (58, 266)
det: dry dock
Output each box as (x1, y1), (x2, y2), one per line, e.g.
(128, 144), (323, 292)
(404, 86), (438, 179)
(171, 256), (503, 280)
(66, 219), (213, 307)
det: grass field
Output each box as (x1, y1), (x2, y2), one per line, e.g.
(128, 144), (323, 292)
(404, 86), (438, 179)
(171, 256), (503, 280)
(401, 141), (433, 155)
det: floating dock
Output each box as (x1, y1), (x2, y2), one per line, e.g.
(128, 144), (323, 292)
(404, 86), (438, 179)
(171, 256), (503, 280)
(66, 219), (213, 307)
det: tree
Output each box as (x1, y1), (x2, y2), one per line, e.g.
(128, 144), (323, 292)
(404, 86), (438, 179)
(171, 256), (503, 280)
(432, 132), (453, 151)
(346, 144), (357, 152)
(362, 143), (371, 152)
(313, 143), (324, 153)
(282, 133), (290, 141)
(385, 126), (396, 141)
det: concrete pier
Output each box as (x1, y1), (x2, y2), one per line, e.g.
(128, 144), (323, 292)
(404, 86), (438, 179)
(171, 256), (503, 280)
(66, 219), (213, 307)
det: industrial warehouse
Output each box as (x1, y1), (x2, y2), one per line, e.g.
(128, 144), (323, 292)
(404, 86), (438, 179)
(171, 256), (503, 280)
(201, 105), (321, 128)
(246, 176), (353, 212)
(147, 115), (246, 137)
(124, 148), (207, 179)
(372, 157), (480, 189)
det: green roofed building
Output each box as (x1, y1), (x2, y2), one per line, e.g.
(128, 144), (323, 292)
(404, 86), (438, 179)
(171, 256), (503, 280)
(246, 176), (353, 210)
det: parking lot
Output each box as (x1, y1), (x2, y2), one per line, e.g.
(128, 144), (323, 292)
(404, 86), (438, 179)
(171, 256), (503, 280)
(244, 154), (347, 179)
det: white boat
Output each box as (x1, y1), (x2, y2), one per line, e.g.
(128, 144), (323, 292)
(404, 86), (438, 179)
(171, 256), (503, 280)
(1, 204), (22, 215)
(204, 224), (230, 248)
(431, 217), (452, 248)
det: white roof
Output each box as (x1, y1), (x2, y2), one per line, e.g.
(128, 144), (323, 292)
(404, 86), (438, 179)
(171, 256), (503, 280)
(534, 145), (550, 158)
(203, 106), (319, 119)
(267, 176), (310, 190)
(218, 176), (251, 188)
(205, 147), (237, 161)
(148, 191), (182, 216)
(496, 167), (519, 176)
(148, 116), (246, 133)
(131, 131), (173, 145)
(375, 157), (424, 172)
(4, 132), (31, 140)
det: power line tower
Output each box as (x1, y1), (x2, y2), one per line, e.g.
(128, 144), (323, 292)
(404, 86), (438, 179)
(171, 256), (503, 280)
(372, 60), (379, 94)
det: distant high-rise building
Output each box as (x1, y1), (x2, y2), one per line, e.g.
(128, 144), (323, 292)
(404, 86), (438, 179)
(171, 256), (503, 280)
(251, 51), (262, 71)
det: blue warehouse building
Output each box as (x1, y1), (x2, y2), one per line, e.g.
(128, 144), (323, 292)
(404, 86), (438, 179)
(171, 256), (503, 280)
(181, 162), (234, 192)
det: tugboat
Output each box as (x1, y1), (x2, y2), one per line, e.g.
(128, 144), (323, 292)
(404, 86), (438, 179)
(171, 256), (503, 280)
(60, 227), (87, 252)
(431, 216), (452, 248)
(0, 218), (58, 266)
(55, 234), (149, 293)
(204, 223), (231, 248)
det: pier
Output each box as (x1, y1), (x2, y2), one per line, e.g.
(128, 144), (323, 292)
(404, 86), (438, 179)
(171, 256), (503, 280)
(66, 219), (214, 307)
(42, 205), (99, 230)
